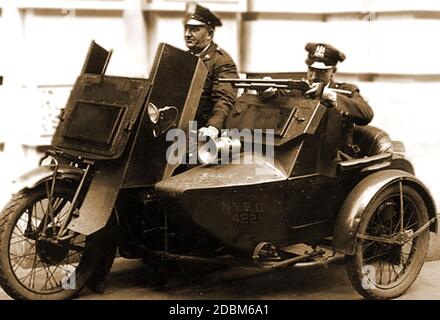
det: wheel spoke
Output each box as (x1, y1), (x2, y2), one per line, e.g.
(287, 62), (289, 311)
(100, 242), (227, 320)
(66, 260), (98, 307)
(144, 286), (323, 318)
(11, 227), (34, 247)
(19, 268), (41, 288)
(405, 221), (418, 231)
(404, 209), (416, 229)
(361, 240), (377, 250)
(11, 244), (36, 272)
(391, 264), (399, 281)
(38, 200), (49, 231)
(378, 259), (384, 284)
(358, 233), (400, 244)
(43, 263), (61, 291)
(369, 219), (388, 231)
(375, 210), (385, 230)
(363, 250), (389, 263)
(10, 238), (34, 246)
(9, 251), (36, 259)
(389, 210), (394, 236)
(53, 200), (70, 225)
(30, 251), (39, 289)
(13, 222), (27, 238)
(18, 254), (42, 287)
(52, 198), (68, 225)
(392, 209), (402, 235)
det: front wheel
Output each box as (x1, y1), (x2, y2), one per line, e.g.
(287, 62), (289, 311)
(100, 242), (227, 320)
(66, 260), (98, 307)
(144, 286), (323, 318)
(345, 183), (430, 300)
(0, 180), (115, 300)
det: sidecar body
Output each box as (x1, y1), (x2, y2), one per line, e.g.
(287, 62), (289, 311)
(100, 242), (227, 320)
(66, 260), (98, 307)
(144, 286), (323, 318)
(155, 80), (438, 299)
(155, 91), (437, 254)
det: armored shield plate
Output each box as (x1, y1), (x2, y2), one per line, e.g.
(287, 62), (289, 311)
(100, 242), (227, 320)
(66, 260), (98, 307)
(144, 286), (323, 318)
(81, 41), (112, 75)
(68, 43), (207, 235)
(122, 43), (207, 187)
(52, 75), (150, 159)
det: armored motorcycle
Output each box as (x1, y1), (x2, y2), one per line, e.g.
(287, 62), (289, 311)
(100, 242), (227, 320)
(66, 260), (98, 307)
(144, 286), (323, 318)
(0, 42), (436, 300)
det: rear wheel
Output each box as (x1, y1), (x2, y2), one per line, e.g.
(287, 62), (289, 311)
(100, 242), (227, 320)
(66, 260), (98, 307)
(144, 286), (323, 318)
(345, 183), (430, 299)
(0, 180), (114, 300)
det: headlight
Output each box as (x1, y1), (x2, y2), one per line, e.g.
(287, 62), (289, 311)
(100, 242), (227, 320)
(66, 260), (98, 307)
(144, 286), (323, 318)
(147, 103), (160, 124)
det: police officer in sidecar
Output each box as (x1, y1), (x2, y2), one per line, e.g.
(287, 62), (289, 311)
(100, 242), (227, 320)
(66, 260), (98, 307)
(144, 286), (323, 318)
(258, 43), (388, 159)
(303, 43), (373, 126)
(261, 43), (373, 125)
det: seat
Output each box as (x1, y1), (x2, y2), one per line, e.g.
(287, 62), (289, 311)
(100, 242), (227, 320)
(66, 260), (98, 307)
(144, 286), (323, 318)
(353, 125), (394, 157)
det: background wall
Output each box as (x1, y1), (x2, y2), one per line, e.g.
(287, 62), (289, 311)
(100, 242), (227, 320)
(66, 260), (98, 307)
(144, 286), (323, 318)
(0, 0), (439, 254)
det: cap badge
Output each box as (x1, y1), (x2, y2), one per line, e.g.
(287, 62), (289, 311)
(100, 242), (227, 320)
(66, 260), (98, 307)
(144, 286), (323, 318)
(314, 45), (326, 58)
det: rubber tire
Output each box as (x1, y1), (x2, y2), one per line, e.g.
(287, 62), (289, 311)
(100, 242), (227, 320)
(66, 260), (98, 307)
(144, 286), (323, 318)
(0, 182), (115, 300)
(345, 184), (429, 300)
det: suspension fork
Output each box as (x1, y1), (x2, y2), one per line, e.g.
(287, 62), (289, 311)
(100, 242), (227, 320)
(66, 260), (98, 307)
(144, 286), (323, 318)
(56, 160), (93, 240)
(46, 157), (60, 238)
(32, 151), (94, 241)
(23, 155), (61, 237)
(36, 156), (61, 239)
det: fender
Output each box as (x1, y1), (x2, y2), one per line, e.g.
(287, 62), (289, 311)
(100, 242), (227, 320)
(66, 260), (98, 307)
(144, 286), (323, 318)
(333, 169), (437, 255)
(10, 165), (84, 195)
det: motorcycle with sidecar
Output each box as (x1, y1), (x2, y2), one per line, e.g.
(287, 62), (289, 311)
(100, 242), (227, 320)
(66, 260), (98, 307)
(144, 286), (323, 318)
(0, 42), (437, 300)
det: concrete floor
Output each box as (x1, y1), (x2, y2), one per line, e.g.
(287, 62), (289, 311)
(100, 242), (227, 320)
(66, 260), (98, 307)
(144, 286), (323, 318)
(1, 256), (440, 300)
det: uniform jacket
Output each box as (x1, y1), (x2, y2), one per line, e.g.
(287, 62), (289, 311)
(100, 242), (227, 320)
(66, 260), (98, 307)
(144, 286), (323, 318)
(193, 42), (238, 129)
(329, 81), (374, 126)
(277, 80), (373, 126)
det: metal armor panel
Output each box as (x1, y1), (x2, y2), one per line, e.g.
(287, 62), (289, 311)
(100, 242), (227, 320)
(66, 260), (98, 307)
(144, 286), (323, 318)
(52, 75), (150, 159)
(81, 41), (112, 75)
(122, 44), (207, 187)
(68, 43), (207, 235)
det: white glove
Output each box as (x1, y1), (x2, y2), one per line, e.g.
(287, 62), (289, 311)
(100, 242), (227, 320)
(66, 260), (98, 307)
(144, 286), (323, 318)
(322, 87), (337, 106)
(306, 83), (337, 107)
(305, 82), (321, 95)
(198, 126), (219, 140)
(258, 76), (278, 98)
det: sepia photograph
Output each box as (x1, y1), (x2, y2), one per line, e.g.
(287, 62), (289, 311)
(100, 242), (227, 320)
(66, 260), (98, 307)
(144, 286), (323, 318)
(0, 0), (439, 306)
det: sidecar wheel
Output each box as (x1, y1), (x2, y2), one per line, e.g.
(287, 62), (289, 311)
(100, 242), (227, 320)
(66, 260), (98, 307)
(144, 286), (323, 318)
(0, 181), (113, 300)
(345, 184), (429, 300)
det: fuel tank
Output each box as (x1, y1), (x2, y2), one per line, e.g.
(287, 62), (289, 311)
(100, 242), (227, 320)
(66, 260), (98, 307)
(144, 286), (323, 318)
(155, 153), (292, 253)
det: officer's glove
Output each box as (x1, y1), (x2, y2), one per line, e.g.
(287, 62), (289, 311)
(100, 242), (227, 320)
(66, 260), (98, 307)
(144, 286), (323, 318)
(321, 87), (337, 107)
(198, 126), (219, 140)
(305, 82), (323, 96)
(258, 76), (278, 99)
(306, 84), (337, 108)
